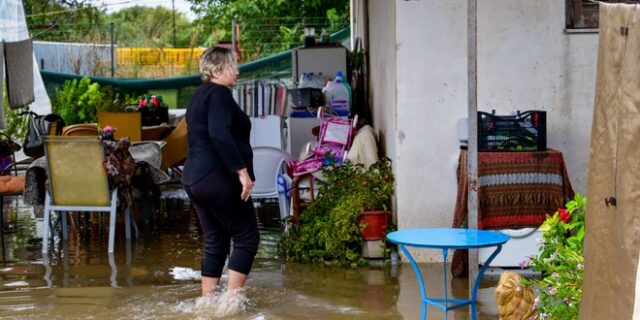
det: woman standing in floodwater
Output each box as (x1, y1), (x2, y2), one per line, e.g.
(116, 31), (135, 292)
(182, 46), (259, 296)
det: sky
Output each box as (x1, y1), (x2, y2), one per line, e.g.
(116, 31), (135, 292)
(90, 0), (196, 20)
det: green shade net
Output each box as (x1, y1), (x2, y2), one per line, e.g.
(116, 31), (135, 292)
(41, 28), (350, 109)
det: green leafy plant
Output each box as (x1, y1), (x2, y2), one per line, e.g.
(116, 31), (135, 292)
(53, 77), (103, 125)
(52, 77), (135, 125)
(278, 158), (394, 267)
(524, 193), (586, 320)
(2, 87), (29, 140)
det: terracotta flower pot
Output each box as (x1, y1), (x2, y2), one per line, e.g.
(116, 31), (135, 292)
(359, 210), (390, 240)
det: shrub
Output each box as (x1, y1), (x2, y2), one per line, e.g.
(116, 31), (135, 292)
(52, 77), (135, 125)
(525, 193), (586, 320)
(278, 158), (394, 267)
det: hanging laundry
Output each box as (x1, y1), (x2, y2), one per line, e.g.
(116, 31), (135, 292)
(4, 38), (35, 109)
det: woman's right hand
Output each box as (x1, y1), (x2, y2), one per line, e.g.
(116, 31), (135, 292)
(237, 168), (254, 201)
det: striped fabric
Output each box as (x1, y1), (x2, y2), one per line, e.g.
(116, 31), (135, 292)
(450, 149), (575, 277)
(479, 172), (564, 187)
(452, 149), (574, 230)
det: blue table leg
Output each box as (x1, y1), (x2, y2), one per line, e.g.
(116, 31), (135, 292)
(442, 248), (449, 320)
(469, 244), (503, 320)
(398, 244), (428, 320)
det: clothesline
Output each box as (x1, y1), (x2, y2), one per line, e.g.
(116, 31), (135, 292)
(232, 80), (289, 118)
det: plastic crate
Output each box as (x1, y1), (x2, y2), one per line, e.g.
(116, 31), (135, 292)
(288, 88), (325, 109)
(140, 107), (169, 127)
(478, 110), (546, 152)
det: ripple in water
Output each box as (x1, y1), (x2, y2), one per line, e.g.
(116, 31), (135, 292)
(174, 287), (253, 318)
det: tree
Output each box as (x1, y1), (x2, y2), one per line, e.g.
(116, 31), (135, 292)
(186, 0), (349, 61)
(23, 0), (108, 42)
(107, 6), (196, 48)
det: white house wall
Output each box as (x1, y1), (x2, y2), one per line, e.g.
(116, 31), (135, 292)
(389, 0), (597, 262)
(368, 1), (398, 196)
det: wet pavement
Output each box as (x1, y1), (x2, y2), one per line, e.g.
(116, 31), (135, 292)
(0, 196), (500, 319)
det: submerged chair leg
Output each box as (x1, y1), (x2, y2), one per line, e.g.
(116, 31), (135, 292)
(124, 207), (131, 240)
(61, 212), (68, 241)
(108, 210), (116, 253)
(42, 194), (51, 254)
(107, 189), (118, 253)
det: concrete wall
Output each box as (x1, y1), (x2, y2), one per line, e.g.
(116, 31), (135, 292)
(368, 0), (398, 199)
(387, 0), (597, 262)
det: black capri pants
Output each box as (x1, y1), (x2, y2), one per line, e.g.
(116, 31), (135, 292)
(184, 167), (260, 278)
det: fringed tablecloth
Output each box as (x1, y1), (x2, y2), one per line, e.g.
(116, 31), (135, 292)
(451, 148), (574, 277)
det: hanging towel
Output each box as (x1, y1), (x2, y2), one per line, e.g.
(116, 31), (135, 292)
(0, 42), (6, 130)
(4, 39), (35, 109)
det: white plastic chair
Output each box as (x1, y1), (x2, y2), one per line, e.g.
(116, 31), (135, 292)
(252, 146), (293, 219)
(41, 136), (132, 254)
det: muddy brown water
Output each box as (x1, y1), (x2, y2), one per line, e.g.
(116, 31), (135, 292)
(0, 197), (500, 319)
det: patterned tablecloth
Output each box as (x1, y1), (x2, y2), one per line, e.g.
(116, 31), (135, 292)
(451, 148), (574, 276)
(453, 148), (574, 230)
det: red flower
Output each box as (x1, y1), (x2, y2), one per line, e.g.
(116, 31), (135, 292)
(558, 208), (571, 223)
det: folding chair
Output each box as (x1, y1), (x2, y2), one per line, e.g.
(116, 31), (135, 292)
(42, 136), (132, 253)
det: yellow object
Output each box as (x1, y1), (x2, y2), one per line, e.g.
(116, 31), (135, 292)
(116, 48), (205, 77)
(98, 112), (142, 142)
(161, 117), (187, 171)
(45, 136), (109, 206)
(116, 48), (205, 67)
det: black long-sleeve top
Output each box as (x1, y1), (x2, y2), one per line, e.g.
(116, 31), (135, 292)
(181, 82), (254, 186)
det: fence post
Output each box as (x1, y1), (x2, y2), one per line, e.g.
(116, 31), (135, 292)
(110, 22), (115, 78)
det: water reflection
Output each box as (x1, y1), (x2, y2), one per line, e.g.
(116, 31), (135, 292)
(0, 197), (499, 319)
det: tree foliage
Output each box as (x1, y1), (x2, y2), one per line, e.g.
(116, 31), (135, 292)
(186, 0), (350, 60)
(23, 0), (108, 42)
(106, 6), (196, 47)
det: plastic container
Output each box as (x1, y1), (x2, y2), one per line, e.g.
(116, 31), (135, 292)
(325, 71), (351, 116)
(477, 110), (547, 152)
(359, 210), (390, 240)
(288, 88), (325, 109)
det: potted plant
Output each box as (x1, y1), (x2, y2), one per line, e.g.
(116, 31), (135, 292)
(278, 157), (394, 267)
(355, 158), (394, 240)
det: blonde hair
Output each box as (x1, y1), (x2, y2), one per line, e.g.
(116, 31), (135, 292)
(495, 271), (537, 320)
(199, 46), (237, 82)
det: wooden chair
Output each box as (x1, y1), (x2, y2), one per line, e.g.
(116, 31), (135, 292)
(160, 118), (187, 173)
(98, 112), (142, 142)
(42, 136), (132, 253)
(62, 123), (99, 136)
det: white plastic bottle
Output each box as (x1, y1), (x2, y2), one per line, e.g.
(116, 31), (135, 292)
(327, 71), (351, 116)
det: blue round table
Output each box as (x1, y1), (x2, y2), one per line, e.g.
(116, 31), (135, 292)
(387, 228), (510, 320)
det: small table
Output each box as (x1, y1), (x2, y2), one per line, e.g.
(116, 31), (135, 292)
(387, 228), (509, 320)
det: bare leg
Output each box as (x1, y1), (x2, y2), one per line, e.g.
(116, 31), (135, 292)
(227, 269), (248, 292)
(201, 276), (220, 296)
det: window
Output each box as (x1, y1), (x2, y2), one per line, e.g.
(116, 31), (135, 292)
(567, 0), (640, 29)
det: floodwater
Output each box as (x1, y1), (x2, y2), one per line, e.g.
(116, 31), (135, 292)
(0, 196), (500, 319)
